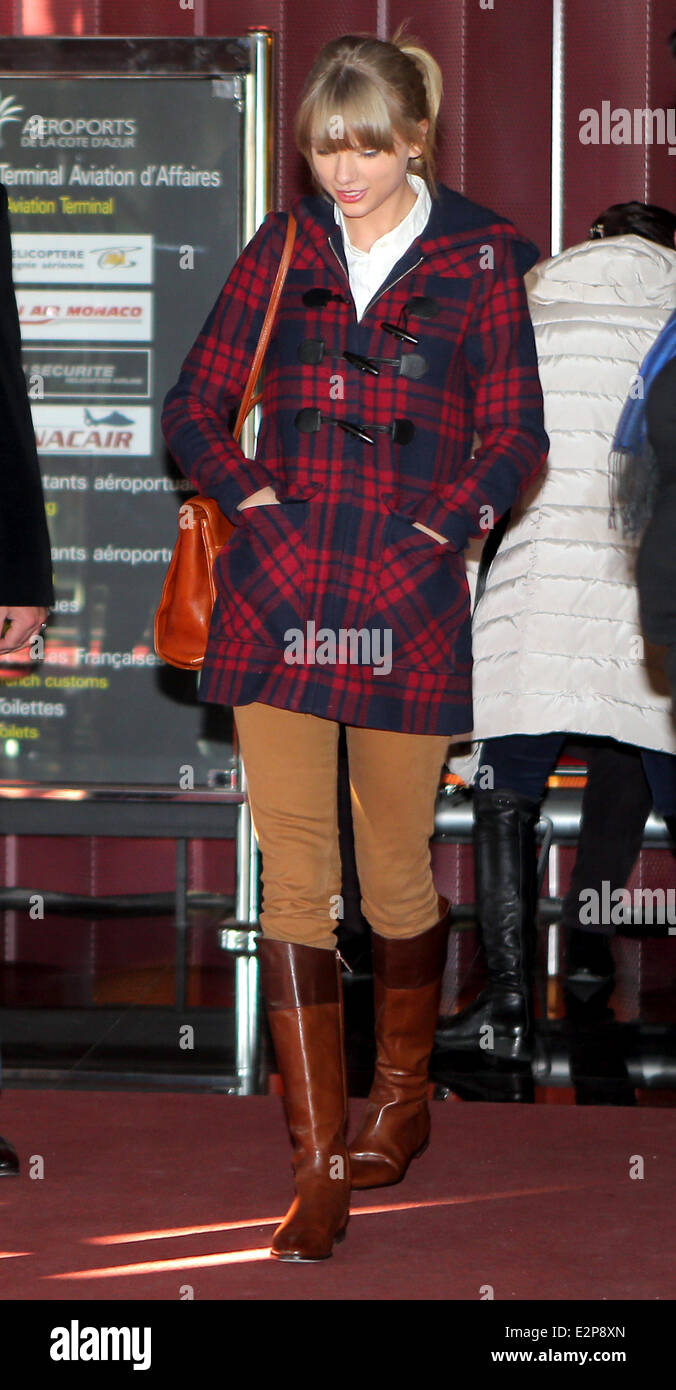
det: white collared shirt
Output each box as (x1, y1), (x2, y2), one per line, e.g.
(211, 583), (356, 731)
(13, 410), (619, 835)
(333, 172), (431, 322)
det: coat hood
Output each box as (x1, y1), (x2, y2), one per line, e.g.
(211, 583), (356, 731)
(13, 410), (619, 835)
(526, 234), (676, 310)
(292, 181), (541, 278)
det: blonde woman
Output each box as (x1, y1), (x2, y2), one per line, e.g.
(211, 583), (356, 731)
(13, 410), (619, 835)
(163, 30), (547, 1262)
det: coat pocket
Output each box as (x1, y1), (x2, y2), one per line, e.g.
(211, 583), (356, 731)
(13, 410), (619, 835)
(367, 510), (472, 675)
(213, 499), (309, 649)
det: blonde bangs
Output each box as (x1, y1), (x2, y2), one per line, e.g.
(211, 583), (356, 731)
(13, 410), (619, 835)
(296, 68), (405, 157)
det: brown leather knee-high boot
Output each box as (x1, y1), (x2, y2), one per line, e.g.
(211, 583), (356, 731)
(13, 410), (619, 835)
(259, 938), (351, 1261)
(349, 898), (450, 1190)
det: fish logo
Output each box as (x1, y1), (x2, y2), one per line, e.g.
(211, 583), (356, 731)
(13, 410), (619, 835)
(84, 407), (134, 426)
(0, 93), (23, 147)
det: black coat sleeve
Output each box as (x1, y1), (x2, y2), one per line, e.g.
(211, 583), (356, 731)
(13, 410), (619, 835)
(0, 182), (54, 606)
(636, 357), (676, 647)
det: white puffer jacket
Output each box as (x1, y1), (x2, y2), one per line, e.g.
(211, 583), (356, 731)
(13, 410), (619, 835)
(464, 234), (676, 758)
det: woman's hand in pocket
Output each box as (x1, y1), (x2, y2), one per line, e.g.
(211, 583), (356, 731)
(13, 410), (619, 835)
(237, 486), (280, 510)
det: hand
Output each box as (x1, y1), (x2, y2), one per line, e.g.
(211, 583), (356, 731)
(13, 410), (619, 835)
(237, 486), (280, 510)
(0, 605), (49, 655)
(412, 521), (447, 546)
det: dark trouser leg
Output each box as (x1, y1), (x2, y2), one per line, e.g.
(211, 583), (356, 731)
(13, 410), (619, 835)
(640, 747), (676, 818)
(643, 746), (676, 883)
(562, 740), (652, 980)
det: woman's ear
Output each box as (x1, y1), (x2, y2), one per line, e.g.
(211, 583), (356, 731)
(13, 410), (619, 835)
(409, 119), (429, 159)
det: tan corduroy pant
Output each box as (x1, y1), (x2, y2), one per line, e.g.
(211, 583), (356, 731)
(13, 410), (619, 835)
(233, 702), (450, 950)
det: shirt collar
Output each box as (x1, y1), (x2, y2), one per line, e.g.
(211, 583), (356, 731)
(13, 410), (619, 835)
(333, 173), (431, 257)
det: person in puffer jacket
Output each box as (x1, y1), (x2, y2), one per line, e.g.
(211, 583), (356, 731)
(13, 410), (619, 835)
(440, 202), (676, 1060)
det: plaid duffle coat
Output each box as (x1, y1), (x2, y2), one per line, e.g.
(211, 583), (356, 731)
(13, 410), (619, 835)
(162, 183), (548, 735)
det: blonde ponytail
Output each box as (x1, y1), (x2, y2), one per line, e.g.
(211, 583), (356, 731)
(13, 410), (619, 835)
(392, 22), (443, 190)
(392, 24), (443, 125)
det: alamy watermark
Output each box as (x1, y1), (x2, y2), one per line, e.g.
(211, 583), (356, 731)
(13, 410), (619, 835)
(579, 879), (676, 930)
(579, 101), (676, 154)
(50, 1321), (151, 1370)
(284, 621), (392, 676)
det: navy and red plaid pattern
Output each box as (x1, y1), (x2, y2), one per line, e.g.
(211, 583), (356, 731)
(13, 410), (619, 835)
(162, 184), (548, 735)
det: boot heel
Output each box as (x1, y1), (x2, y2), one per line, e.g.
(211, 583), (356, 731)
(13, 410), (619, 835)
(271, 1221), (349, 1262)
(272, 1248), (333, 1263)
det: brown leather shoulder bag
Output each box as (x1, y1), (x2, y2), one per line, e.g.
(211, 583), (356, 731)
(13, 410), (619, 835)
(154, 212), (297, 670)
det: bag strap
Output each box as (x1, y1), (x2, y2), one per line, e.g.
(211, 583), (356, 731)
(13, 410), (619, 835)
(233, 212), (297, 442)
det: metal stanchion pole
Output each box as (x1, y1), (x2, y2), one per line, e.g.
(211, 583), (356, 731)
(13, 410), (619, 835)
(218, 27), (272, 1094)
(219, 746), (261, 1096)
(235, 754), (260, 1096)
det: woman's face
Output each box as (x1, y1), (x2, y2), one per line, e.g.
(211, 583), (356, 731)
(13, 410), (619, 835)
(310, 128), (425, 235)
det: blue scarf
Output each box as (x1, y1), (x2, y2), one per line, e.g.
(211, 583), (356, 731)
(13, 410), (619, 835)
(610, 308), (676, 533)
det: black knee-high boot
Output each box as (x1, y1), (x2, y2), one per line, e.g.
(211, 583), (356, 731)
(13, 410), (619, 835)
(435, 787), (539, 1060)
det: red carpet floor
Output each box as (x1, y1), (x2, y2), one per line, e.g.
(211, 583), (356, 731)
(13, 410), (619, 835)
(0, 1090), (674, 1301)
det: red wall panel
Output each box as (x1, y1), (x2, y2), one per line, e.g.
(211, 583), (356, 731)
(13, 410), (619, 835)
(563, 0), (676, 247)
(3, 833), (235, 895)
(96, 1), (196, 37)
(388, 0), (552, 258)
(648, 0), (676, 212)
(10, 832), (92, 889)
